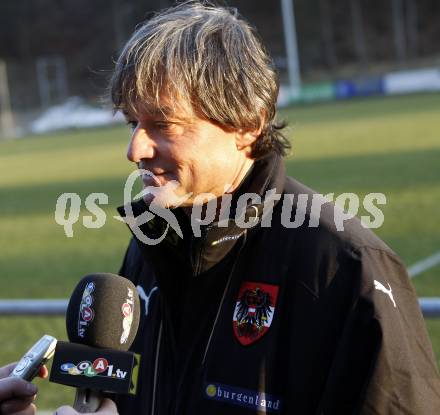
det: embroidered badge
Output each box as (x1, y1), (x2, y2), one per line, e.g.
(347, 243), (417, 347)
(233, 281), (279, 346)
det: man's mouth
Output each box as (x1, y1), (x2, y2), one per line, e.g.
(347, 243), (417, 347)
(142, 171), (169, 187)
(142, 173), (160, 184)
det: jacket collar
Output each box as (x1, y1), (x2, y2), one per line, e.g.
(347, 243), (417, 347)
(117, 151), (286, 274)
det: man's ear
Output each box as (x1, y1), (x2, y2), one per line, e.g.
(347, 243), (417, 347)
(235, 128), (260, 155)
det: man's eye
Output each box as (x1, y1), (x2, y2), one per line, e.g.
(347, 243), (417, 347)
(126, 120), (138, 131)
(155, 122), (172, 131)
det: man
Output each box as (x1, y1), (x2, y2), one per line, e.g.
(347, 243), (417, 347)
(108, 2), (440, 414)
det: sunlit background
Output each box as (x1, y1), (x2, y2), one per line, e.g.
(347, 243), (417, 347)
(1, 0), (439, 411)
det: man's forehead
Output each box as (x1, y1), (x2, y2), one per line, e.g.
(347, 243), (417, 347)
(122, 101), (191, 121)
(121, 105), (169, 117)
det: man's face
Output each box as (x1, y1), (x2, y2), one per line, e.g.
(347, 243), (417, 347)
(124, 105), (254, 207)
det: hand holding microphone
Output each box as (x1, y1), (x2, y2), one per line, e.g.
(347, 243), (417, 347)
(50, 273), (141, 414)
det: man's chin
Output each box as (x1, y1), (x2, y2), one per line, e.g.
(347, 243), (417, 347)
(140, 179), (193, 209)
(142, 190), (187, 209)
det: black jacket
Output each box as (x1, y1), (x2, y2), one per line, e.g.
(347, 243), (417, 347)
(114, 152), (440, 414)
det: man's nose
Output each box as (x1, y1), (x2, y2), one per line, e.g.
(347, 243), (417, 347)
(126, 125), (155, 163)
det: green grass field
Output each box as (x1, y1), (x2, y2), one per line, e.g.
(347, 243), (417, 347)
(1, 93), (440, 410)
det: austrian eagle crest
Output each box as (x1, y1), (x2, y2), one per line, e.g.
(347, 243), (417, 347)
(233, 282), (279, 346)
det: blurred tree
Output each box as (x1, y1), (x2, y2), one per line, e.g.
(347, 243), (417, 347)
(319, 0), (338, 70)
(350, 0), (369, 68)
(391, 0), (407, 63)
(406, 0), (418, 58)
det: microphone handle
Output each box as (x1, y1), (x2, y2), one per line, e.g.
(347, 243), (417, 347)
(73, 388), (103, 413)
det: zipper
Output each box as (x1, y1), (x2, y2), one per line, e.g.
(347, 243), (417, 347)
(151, 320), (163, 415)
(202, 230), (247, 365)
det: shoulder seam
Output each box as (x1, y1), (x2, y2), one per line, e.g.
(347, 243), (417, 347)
(353, 245), (402, 265)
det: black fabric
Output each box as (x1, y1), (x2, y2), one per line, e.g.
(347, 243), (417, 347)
(113, 152), (440, 414)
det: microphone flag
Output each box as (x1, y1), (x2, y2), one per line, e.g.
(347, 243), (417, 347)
(50, 341), (139, 395)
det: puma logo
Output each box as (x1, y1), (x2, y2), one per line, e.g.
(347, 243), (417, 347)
(137, 285), (159, 316)
(374, 280), (396, 308)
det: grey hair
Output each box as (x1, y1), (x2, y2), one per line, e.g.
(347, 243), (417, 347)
(110, 1), (290, 158)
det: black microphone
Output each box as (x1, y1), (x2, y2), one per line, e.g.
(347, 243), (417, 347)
(49, 273), (141, 413)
